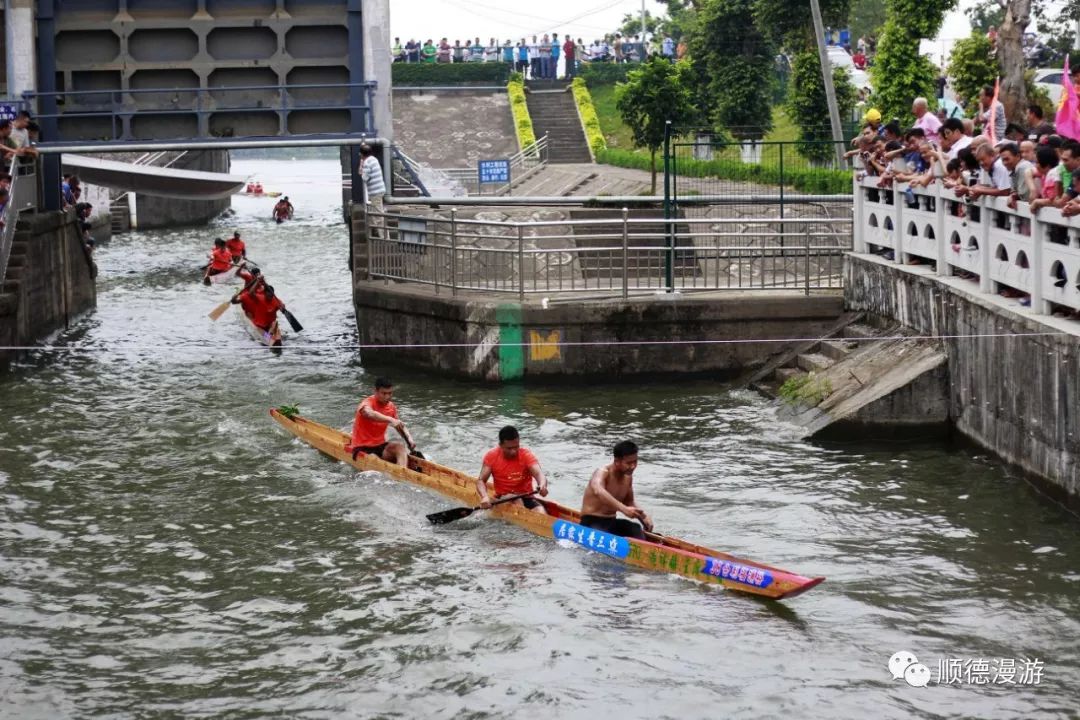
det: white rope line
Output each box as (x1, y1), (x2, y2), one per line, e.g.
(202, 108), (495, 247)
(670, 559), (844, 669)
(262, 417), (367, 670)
(0, 331), (1073, 354)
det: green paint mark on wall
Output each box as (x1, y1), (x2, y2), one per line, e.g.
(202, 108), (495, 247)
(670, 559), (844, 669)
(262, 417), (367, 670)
(496, 304), (524, 381)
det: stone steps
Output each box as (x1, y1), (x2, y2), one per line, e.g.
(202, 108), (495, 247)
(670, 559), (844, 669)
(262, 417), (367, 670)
(525, 88), (592, 165)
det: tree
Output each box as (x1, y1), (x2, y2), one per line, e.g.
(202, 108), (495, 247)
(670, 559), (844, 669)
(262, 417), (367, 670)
(848, 0), (887, 45)
(618, 11), (662, 38)
(689, 0), (775, 142)
(786, 50), (857, 162)
(615, 58), (698, 193)
(870, 0), (956, 123)
(964, 0), (1004, 34)
(997, 0), (1031, 123)
(947, 32), (998, 109)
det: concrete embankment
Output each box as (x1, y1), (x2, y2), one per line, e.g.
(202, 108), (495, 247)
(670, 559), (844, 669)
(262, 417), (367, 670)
(844, 252), (1080, 506)
(352, 280), (843, 381)
(0, 211), (97, 370)
(392, 89), (518, 166)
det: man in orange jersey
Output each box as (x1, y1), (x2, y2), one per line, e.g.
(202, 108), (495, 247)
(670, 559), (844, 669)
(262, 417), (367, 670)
(475, 425), (548, 513)
(232, 283), (284, 331)
(226, 231), (246, 263)
(579, 440), (651, 539)
(349, 377), (416, 466)
(204, 238), (235, 285)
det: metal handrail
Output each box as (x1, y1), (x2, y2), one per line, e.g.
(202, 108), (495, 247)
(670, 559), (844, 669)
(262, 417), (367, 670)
(364, 208), (851, 297)
(24, 82), (378, 143)
(0, 166), (39, 290)
(431, 135), (549, 196)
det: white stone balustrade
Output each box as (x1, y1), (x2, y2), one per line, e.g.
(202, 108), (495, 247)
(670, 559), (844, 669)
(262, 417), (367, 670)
(854, 175), (1080, 315)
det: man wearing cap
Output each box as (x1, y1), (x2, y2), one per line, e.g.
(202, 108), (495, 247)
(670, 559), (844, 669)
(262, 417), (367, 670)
(864, 109), (883, 138)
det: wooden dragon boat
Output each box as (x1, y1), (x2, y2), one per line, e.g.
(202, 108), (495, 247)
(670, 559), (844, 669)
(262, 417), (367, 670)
(269, 409), (825, 601)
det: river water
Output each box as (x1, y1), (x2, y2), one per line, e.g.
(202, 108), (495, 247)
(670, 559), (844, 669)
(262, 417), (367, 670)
(1, 158), (1078, 719)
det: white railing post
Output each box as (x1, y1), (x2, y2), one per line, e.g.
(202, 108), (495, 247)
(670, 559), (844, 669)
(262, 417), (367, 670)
(934, 183), (947, 276)
(978, 198), (993, 293)
(1032, 214), (1047, 315)
(893, 186), (905, 264)
(853, 176), (866, 253)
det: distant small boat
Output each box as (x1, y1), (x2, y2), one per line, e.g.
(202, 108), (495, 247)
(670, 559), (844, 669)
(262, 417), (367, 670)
(238, 189), (282, 198)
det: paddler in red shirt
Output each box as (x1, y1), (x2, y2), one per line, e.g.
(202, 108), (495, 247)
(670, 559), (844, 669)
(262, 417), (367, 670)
(232, 283), (285, 331)
(349, 377), (417, 466)
(225, 231), (246, 263)
(203, 238), (235, 285)
(475, 425), (548, 513)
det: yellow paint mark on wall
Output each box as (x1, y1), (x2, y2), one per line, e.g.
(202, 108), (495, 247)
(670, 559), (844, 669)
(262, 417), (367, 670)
(529, 330), (561, 361)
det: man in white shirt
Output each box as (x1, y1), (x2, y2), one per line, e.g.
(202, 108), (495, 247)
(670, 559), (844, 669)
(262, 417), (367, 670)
(941, 118), (971, 161)
(959, 144), (1010, 201)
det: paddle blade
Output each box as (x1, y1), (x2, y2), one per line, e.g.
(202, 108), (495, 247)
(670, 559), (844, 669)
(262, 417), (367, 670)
(208, 300), (232, 321)
(426, 506), (477, 525)
(282, 309), (303, 333)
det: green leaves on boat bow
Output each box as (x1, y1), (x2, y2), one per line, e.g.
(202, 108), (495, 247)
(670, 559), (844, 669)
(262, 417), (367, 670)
(277, 404), (301, 420)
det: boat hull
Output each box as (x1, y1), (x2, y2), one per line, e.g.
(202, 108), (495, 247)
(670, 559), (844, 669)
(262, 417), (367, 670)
(269, 410), (824, 601)
(239, 309), (283, 348)
(207, 265), (241, 285)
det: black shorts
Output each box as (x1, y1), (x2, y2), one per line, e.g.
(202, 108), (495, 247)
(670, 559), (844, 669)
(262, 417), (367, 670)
(580, 514), (645, 539)
(354, 443), (388, 458)
(497, 494), (542, 510)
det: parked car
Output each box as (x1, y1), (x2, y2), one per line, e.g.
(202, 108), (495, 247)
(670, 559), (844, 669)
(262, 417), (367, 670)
(827, 45), (871, 91)
(1033, 68), (1064, 107)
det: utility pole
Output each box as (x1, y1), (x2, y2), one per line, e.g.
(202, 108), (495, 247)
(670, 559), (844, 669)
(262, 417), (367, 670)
(810, 0), (847, 167)
(635, 0), (643, 46)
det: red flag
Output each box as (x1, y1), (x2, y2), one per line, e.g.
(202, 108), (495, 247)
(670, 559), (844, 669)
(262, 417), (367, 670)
(1057, 56), (1080, 141)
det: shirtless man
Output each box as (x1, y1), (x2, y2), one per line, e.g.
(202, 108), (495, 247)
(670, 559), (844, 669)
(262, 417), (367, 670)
(580, 440), (652, 539)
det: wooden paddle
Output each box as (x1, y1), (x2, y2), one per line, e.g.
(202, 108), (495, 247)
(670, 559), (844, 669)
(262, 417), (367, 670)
(426, 493), (535, 526)
(208, 288), (243, 321)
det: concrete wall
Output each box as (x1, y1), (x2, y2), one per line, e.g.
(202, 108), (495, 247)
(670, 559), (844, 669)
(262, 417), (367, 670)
(0, 211), (97, 371)
(392, 90), (517, 167)
(44, 0), (376, 141)
(845, 253), (1080, 506)
(134, 150), (230, 229)
(353, 279), (843, 381)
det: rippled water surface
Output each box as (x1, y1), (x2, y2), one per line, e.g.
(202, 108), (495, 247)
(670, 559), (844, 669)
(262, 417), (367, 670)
(2, 159), (1079, 719)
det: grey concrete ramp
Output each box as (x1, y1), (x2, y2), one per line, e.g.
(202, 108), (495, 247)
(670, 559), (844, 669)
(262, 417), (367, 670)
(61, 154), (245, 200)
(753, 321), (950, 438)
(392, 90), (518, 167)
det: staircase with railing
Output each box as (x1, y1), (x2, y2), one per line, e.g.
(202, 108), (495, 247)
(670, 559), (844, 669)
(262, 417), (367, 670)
(395, 133), (548, 197)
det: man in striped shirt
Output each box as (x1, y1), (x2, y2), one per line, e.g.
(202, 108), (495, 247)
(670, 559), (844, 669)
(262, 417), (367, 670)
(360, 143), (385, 236)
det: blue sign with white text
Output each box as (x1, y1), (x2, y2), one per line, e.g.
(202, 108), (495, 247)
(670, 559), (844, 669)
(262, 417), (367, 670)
(701, 557), (774, 588)
(553, 520), (631, 559)
(478, 158), (510, 184)
(0, 103), (20, 122)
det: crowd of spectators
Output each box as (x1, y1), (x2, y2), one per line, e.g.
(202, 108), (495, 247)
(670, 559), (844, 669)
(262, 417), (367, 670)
(850, 68), (1080, 301)
(391, 32), (670, 80)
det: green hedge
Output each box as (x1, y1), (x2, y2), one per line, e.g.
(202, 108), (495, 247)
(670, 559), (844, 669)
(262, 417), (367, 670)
(595, 148), (852, 195)
(392, 62), (513, 85)
(571, 78), (606, 157)
(507, 77), (537, 149)
(578, 62), (633, 86)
